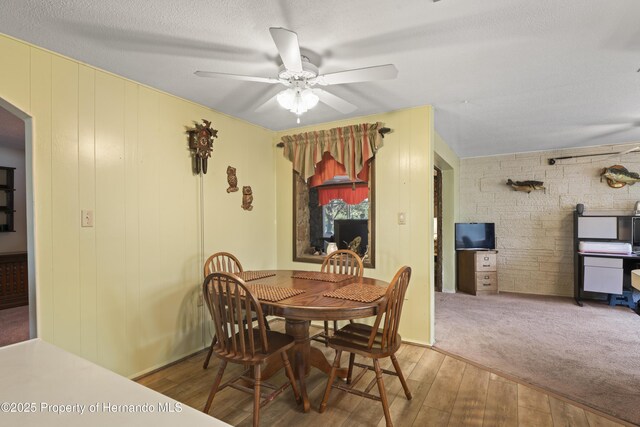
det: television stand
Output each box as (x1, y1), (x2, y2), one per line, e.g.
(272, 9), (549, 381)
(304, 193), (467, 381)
(456, 250), (498, 295)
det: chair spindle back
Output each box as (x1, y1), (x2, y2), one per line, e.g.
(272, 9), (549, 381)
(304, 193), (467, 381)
(368, 266), (411, 350)
(204, 252), (243, 277)
(203, 272), (268, 358)
(321, 249), (364, 277)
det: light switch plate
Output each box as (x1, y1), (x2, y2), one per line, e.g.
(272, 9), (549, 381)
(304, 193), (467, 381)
(81, 209), (94, 227)
(398, 212), (407, 225)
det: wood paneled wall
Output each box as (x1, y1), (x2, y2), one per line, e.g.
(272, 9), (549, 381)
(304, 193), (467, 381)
(0, 33), (276, 377)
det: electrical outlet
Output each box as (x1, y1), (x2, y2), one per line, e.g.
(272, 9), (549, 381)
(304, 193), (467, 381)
(197, 294), (203, 306)
(81, 210), (94, 227)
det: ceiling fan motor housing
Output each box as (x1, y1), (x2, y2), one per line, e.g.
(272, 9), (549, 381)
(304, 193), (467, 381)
(278, 60), (318, 82)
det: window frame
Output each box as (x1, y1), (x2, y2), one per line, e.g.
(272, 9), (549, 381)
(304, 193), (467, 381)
(292, 161), (376, 268)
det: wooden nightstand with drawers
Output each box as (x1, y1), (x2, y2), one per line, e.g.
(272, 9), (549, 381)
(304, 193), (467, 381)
(456, 250), (498, 295)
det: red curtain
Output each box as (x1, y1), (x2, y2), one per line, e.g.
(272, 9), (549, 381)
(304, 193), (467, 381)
(318, 184), (369, 206)
(309, 152), (370, 188)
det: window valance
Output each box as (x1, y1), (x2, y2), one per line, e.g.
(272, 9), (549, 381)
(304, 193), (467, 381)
(281, 122), (384, 182)
(308, 152), (370, 188)
(318, 183), (369, 206)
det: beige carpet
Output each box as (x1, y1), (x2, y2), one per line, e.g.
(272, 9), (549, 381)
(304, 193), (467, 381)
(434, 292), (640, 426)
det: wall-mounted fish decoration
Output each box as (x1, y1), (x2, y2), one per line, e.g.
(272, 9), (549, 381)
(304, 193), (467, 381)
(506, 179), (545, 193)
(601, 165), (640, 188)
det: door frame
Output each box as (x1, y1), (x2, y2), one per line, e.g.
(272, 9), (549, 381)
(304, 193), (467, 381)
(434, 166), (443, 292)
(0, 98), (37, 338)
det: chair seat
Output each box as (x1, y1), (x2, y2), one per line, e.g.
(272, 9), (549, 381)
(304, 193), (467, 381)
(328, 323), (401, 358)
(214, 329), (295, 363)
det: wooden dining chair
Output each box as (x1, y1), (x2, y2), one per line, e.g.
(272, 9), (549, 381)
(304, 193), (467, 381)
(321, 249), (364, 276)
(313, 249), (364, 345)
(202, 272), (300, 427)
(202, 251), (270, 369)
(203, 251), (244, 276)
(319, 266), (412, 427)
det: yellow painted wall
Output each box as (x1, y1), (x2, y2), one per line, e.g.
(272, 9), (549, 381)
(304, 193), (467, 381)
(434, 132), (460, 293)
(0, 33), (275, 377)
(274, 106), (435, 345)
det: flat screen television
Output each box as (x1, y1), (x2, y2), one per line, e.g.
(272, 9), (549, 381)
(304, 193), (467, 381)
(334, 219), (368, 256)
(455, 223), (495, 250)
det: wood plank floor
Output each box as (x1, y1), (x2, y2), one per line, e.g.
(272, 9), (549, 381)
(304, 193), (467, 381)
(137, 321), (630, 427)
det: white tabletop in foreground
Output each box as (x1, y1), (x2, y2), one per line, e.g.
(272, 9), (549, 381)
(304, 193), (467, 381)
(0, 339), (228, 426)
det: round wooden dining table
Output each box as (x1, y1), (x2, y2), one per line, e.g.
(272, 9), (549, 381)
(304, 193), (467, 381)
(246, 269), (389, 412)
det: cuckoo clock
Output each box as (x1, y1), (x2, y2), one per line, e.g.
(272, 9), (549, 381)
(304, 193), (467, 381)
(187, 119), (218, 174)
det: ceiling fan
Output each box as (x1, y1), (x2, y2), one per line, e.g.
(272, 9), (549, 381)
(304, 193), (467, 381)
(195, 27), (398, 123)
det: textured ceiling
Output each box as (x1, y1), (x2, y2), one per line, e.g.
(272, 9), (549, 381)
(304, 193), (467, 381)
(0, 0), (639, 157)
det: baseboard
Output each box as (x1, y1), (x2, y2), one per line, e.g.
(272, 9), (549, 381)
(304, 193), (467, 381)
(133, 318), (278, 381)
(131, 347), (209, 381)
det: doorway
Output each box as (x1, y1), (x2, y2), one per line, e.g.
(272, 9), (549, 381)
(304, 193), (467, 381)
(434, 167), (443, 292)
(0, 99), (36, 346)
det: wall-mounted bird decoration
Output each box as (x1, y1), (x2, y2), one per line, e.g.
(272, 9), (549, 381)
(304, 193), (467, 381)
(241, 186), (254, 211)
(226, 166), (238, 193)
(600, 165), (640, 188)
(506, 179), (545, 193)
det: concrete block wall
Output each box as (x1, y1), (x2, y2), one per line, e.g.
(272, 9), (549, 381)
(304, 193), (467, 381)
(460, 142), (640, 296)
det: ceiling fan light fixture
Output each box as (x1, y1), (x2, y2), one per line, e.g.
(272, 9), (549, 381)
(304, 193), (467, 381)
(276, 88), (295, 110)
(277, 87), (319, 116)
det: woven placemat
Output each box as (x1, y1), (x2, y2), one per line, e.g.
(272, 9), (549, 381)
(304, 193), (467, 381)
(217, 284), (304, 302)
(247, 284), (305, 302)
(291, 271), (352, 283)
(237, 271), (276, 282)
(323, 283), (386, 303)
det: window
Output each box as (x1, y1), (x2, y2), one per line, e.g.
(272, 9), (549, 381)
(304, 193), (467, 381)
(322, 198), (369, 237)
(292, 162), (375, 267)
(283, 122), (383, 268)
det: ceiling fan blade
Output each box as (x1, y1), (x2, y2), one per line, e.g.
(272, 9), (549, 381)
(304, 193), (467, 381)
(269, 27), (303, 72)
(314, 89), (357, 114)
(254, 93), (280, 113)
(194, 71), (280, 84)
(316, 64), (398, 86)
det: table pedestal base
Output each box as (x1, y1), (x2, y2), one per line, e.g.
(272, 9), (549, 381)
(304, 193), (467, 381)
(261, 319), (347, 412)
